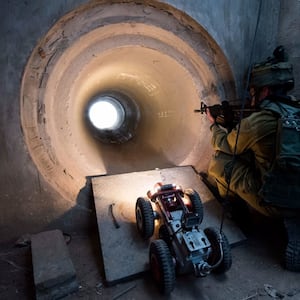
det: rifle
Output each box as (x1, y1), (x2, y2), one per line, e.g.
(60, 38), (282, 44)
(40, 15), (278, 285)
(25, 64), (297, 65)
(195, 100), (258, 131)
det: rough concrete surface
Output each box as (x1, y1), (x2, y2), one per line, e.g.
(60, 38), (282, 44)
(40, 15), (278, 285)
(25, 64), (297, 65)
(0, 0), (284, 243)
(31, 229), (78, 299)
(1, 216), (300, 300)
(0, 0), (300, 299)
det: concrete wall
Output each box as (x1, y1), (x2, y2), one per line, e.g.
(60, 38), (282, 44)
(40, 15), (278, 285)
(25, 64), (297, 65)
(0, 0), (290, 242)
(164, 0), (281, 95)
(278, 0), (300, 98)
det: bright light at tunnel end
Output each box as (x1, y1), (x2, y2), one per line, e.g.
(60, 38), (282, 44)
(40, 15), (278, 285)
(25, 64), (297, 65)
(85, 92), (140, 144)
(88, 97), (125, 130)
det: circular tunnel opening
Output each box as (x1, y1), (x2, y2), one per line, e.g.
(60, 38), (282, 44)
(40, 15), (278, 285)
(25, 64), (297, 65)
(85, 91), (140, 143)
(20, 1), (236, 201)
(87, 96), (125, 131)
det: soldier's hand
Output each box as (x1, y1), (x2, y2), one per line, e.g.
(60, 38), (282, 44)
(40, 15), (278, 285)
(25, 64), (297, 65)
(206, 108), (216, 124)
(215, 115), (225, 126)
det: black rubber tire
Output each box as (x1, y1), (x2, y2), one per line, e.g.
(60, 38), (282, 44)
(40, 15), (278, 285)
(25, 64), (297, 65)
(204, 226), (232, 273)
(159, 224), (172, 247)
(285, 241), (300, 271)
(135, 197), (155, 239)
(184, 188), (204, 224)
(149, 239), (176, 294)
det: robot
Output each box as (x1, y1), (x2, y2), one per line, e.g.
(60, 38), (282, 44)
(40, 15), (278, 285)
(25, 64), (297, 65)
(135, 183), (232, 294)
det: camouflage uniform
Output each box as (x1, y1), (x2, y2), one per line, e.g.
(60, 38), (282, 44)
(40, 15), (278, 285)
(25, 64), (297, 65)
(208, 46), (300, 271)
(208, 99), (280, 216)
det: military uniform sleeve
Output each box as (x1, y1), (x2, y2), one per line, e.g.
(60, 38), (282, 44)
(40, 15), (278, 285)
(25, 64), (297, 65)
(210, 117), (257, 155)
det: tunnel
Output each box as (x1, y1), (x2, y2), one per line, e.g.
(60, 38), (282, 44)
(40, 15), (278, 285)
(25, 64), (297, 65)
(3, 0), (300, 298)
(20, 0), (236, 201)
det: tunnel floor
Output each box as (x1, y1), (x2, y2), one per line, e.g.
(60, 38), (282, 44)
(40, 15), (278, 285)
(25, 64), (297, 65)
(1, 215), (299, 300)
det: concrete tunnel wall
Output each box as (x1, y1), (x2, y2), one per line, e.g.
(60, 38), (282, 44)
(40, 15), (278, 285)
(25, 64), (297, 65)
(1, 0), (296, 242)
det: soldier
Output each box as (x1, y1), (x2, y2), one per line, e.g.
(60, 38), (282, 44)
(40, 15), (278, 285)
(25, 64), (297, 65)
(206, 46), (300, 271)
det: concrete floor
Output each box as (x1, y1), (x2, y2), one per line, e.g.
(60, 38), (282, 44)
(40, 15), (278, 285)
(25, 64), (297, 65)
(1, 213), (300, 300)
(1, 168), (299, 299)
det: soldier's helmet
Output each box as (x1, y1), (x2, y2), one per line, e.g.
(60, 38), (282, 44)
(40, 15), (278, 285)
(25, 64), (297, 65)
(250, 46), (294, 91)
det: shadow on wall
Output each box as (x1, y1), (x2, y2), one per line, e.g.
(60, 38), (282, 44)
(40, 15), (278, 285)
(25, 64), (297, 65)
(44, 178), (97, 235)
(43, 141), (176, 236)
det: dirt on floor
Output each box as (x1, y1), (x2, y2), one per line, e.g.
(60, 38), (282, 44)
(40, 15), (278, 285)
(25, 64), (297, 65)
(1, 211), (300, 300)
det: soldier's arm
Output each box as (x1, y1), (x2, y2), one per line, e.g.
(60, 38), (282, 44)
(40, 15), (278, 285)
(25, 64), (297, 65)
(210, 118), (254, 154)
